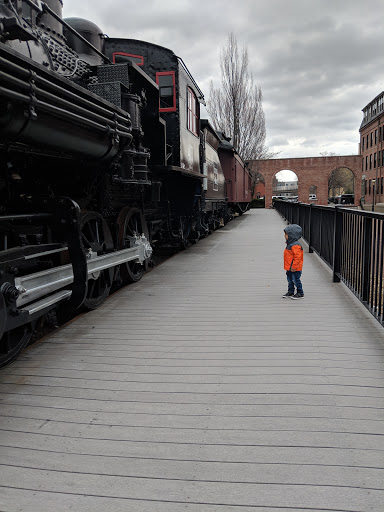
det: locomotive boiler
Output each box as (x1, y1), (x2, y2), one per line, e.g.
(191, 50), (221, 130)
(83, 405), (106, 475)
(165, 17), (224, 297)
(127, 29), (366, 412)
(0, 0), (252, 367)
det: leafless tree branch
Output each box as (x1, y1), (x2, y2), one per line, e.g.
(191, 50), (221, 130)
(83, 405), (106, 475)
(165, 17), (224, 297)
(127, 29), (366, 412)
(207, 32), (273, 161)
(328, 167), (354, 196)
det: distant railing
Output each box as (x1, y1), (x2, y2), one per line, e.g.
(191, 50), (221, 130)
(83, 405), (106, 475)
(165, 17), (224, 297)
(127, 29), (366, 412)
(274, 200), (384, 326)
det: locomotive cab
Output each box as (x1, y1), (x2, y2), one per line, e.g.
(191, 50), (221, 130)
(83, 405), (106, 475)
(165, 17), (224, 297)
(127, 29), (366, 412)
(104, 38), (205, 179)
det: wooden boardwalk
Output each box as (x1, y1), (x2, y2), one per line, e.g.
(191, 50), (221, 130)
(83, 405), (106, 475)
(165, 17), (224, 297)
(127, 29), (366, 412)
(0, 209), (384, 512)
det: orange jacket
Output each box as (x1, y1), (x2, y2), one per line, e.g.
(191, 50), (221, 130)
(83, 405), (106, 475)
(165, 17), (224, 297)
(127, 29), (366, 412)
(284, 244), (303, 271)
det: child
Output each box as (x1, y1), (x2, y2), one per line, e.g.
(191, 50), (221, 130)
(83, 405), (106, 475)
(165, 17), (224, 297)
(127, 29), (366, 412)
(282, 224), (304, 299)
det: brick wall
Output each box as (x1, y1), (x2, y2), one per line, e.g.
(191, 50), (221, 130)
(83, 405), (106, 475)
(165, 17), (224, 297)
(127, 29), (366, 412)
(249, 156), (361, 208)
(254, 182), (265, 198)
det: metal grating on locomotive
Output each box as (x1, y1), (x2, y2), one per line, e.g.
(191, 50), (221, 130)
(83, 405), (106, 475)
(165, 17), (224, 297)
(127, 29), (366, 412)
(88, 82), (130, 108)
(97, 63), (130, 87)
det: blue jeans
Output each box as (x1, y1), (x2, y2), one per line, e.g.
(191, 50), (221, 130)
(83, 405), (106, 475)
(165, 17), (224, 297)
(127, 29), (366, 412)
(286, 270), (303, 295)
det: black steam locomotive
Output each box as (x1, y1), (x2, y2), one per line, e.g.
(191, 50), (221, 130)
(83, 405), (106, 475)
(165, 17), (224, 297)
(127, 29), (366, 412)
(0, 0), (251, 366)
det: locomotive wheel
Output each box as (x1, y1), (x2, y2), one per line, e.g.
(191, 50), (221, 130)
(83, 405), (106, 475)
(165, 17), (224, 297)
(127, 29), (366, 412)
(207, 215), (215, 234)
(189, 225), (200, 244)
(223, 210), (231, 225)
(117, 207), (149, 283)
(179, 217), (191, 249)
(199, 219), (209, 238)
(80, 212), (114, 310)
(0, 325), (33, 368)
(0, 292), (6, 343)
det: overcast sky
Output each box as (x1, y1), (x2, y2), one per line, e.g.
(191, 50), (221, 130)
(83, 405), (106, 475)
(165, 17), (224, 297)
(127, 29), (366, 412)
(63, 0), (382, 159)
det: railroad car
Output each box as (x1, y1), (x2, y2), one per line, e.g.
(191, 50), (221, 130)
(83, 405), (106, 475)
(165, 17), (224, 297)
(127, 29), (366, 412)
(0, 0), (251, 367)
(217, 132), (253, 215)
(200, 120), (228, 230)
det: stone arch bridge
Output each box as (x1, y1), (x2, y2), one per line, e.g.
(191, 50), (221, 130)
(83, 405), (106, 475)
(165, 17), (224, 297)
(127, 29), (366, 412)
(249, 156), (362, 207)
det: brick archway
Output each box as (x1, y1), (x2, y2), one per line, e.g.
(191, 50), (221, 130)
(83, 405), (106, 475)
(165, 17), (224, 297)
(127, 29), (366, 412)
(250, 156), (361, 207)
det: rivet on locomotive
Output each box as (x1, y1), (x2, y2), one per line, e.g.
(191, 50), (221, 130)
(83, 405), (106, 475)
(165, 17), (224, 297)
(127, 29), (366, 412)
(0, 0), (252, 366)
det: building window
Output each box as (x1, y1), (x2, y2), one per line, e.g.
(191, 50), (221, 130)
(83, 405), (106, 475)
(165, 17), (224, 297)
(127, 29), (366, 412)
(375, 130), (378, 145)
(156, 72), (176, 112)
(366, 156), (368, 171)
(369, 179), (371, 194)
(380, 127), (383, 142)
(370, 154), (372, 169)
(112, 52), (144, 66)
(187, 87), (199, 136)
(381, 177), (384, 195)
(364, 180), (367, 195)
(370, 132), (373, 146)
(382, 151), (384, 167)
(366, 135), (369, 148)
(362, 137), (365, 151)
(374, 153), (377, 168)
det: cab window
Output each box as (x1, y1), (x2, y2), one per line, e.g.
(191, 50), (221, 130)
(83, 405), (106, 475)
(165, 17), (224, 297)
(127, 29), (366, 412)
(156, 72), (176, 112)
(187, 87), (199, 136)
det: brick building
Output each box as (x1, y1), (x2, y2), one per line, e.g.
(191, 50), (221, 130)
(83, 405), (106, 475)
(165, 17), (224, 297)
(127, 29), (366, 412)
(360, 92), (384, 206)
(273, 180), (298, 197)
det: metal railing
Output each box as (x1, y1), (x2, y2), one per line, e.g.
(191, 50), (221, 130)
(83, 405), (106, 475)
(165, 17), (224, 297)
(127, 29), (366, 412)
(274, 201), (384, 326)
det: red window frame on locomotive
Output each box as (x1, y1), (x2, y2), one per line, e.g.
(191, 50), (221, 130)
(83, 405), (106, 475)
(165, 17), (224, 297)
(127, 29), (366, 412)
(112, 52), (144, 66)
(187, 87), (199, 136)
(156, 71), (176, 112)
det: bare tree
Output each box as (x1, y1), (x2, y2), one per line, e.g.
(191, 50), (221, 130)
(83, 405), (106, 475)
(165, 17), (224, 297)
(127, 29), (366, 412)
(328, 167), (354, 196)
(249, 161), (265, 198)
(319, 151), (337, 157)
(207, 33), (271, 161)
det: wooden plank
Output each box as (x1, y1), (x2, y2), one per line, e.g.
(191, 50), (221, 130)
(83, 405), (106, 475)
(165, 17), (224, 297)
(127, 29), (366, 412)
(0, 209), (384, 511)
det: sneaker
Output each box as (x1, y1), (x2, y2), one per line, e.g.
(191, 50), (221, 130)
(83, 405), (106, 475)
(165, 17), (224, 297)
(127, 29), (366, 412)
(291, 293), (304, 300)
(282, 292), (294, 298)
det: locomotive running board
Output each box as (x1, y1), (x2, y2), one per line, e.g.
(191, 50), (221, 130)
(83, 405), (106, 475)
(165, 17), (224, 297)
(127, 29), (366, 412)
(14, 242), (151, 309)
(22, 290), (73, 316)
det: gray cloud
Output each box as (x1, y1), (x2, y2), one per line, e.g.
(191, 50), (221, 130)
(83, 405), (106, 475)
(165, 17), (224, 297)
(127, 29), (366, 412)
(63, 0), (382, 158)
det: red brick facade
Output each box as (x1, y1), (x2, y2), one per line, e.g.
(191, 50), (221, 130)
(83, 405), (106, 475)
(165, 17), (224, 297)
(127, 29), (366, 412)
(254, 181), (265, 198)
(360, 93), (384, 206)
(249, 156), (361, 208)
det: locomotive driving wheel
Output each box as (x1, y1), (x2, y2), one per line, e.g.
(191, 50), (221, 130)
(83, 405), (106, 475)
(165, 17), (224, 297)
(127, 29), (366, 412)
(117, 207), (149, 283)
(80, 211), (114, 310)
(0, 324), (33, 368)
(0, 292), (6, 345)
(0, 289), (33, 367)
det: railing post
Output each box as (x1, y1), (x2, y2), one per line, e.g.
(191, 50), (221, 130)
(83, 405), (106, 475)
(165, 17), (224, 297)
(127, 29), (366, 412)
(332, 206), (342, 283)
(362, 216), (372, 304)
(308, 204), (313, 253)
(319, 208), (323, 258)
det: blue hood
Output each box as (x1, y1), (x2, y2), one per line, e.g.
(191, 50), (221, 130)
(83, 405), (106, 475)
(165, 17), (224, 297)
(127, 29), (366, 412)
(284, 224), (302, 249)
